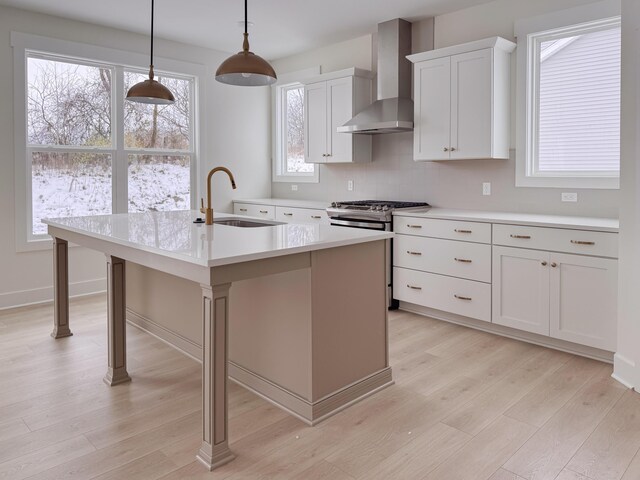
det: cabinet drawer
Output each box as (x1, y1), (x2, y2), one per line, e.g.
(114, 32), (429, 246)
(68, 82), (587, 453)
(493, 224), (618, 258)
(275, 206), (329, 225)
(394, 216), (491, 244)
(394, 235), (491, 283)
(394, 267), (491, 322)
(233, 203), (276, 220)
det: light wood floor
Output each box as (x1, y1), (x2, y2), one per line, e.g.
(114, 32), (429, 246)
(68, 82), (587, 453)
(1, 295), (638, 480)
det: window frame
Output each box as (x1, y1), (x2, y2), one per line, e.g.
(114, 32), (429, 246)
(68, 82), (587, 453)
(514, 0), (621, 189)
(272, 67), (320, 183)
(12, 32), (205, 251)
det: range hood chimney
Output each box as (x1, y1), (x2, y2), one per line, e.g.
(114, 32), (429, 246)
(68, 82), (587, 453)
(338, 18), (414, 135)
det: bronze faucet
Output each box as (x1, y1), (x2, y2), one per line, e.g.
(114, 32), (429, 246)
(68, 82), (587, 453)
(200, 167), (237, 225)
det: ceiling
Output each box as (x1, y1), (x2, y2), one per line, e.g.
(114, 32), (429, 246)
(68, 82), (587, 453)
(0, 0), (497, 59)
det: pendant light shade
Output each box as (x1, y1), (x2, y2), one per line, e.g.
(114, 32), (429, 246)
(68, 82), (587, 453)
(127, 0), (175, 104)
(215, 0), (277, 86)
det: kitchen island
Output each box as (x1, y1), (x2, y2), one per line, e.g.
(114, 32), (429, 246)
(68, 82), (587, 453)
(44, 210), (393, 471)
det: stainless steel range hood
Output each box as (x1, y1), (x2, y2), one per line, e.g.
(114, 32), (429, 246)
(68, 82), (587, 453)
(338, 19), (413, 135)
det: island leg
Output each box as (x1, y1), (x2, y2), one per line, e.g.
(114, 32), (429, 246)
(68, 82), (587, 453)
(196, 282), (235, 471)
(51, 237), (72, 339)
(103, 255), (131, 386)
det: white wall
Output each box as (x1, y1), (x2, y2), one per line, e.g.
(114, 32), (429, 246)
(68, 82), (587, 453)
(271, 0), (620, 219)
(0, 5), (271, 309)
(614, 0), (640, 390)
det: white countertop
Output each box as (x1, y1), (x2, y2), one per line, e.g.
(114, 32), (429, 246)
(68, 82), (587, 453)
(44, 210), (393, 268)
(394, 208), (619, 233)
(234, 198), (330, 210)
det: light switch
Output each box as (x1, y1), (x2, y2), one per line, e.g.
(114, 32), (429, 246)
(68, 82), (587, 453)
(482, 183), (491, 196)
(347, 180), (354, 191)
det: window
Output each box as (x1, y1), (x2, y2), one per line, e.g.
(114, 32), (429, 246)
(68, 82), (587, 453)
(515, 2), (621, 189)
(13, 32), (202, 249)
(272, 67), (320, 183)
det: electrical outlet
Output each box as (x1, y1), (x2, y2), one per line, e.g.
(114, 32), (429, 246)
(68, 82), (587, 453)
(347, 180), (354, 191)
(482, 182), (491, 196)
(561, 192), (578, 202)
(291, 184), (298, 191)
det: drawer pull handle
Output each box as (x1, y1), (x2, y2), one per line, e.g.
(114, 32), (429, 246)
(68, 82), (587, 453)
(454, 294), (472, 301)
(551, 262), (557, 268)
(571, 240), (595, 246)
(407, 224), (423, 229)
(283, 213), (293, 216)
(407, 285), (422, 290)
(455, 229), (472, 234)
(260, 210), (269, 214)
(510, 234), (531, 239)
(454, 258), (472, 263)
(407, 251), (422, 256)
(541, 261), (548, 266)
(311, 215), (322, 219)
(239, 208), (248, 212)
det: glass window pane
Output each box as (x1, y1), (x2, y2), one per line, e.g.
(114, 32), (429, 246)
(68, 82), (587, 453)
(32, 152), (112, 235)
(124, 72), (191, 150)
(537, 26), (620, 173)
(285, 87), (313, 173)
(27, 57), (112, 147)
(128, 154), (191, 212)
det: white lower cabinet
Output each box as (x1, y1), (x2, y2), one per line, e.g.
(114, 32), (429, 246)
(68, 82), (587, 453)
(549, 253), (617, 351)
(492, 246), (617, 350)
(395, 213), (618, 353)
(492, 246), (550, 336)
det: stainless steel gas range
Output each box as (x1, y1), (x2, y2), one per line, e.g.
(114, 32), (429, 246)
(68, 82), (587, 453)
(326, 200), (430, 308)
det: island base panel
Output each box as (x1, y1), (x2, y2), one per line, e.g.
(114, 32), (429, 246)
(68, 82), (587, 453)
(51, 237), (72, 339)
(104, 255), (130, 386)
(197, 282), (235, 470)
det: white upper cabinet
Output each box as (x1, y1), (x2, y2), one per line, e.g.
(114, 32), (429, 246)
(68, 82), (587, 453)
(304, 68), (373, 164)
(408, 37), (516, 161)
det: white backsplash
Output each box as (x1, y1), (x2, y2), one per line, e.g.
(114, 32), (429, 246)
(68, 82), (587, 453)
(271, 132), (620, 218)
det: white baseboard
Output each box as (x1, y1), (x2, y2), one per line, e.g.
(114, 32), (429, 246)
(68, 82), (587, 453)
(613, 353), (638, 389)
(399, 301), (614, 364)
(126, 308), (394, 424)
(0, 278), (106, 310)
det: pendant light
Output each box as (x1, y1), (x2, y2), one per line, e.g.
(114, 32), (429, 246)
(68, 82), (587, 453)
(215, 0), (277, 86)
(126, 0), (175, 104)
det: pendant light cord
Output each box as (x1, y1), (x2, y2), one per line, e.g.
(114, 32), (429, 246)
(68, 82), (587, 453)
(150, 0), (155, 67)
(244, 0), (248, 35)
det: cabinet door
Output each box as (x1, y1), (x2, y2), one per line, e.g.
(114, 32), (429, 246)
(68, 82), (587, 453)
(450, 48), (492, 159)
(549, 253), (617, 351)
(326, 77), (353, 163)
(492, 246), (550, 335)
(413, 57), (451, 161)
(304, 82), (327, 164)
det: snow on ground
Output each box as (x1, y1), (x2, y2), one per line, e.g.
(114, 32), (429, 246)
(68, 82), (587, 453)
(33, 162), (190, 235)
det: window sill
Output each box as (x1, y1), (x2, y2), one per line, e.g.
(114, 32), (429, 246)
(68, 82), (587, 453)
(272, 172), (319, 184)
(515, 175), (620, 190)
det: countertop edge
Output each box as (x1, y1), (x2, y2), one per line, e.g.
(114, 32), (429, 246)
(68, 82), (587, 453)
(393, 209), (619, 233)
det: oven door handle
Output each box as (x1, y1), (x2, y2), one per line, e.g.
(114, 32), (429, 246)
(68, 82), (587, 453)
(329, 218), (387, 230)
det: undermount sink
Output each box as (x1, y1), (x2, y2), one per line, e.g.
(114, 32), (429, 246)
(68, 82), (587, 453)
(213, 219), (281, 228)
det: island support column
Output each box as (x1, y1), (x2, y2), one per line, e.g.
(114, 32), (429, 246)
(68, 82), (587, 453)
(103, 255), (131, 386)
(51, 237), (72, 338)
(197, 282), (235, 470)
